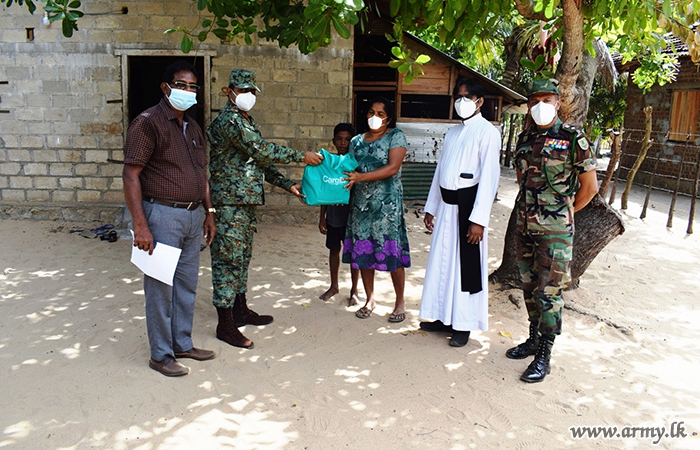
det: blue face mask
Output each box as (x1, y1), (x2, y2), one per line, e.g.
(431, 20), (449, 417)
(167, 86), (197, 111)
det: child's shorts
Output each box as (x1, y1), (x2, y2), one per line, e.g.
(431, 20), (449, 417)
(326, 224), (347, 251)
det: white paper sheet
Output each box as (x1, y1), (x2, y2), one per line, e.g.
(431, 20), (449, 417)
(130, 231), (182, 286)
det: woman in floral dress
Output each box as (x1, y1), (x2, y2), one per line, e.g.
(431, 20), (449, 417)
(342, 97), (411, 322)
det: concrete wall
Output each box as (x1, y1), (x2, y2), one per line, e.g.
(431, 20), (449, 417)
(621, 56), (700, 194)
(0, 1), (353, 223)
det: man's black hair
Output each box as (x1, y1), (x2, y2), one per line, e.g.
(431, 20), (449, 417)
(452, 77), (487, 100)
(368, 96), (395, 120)
(333, 123), (355, 137)
(162, 61), (199, 84)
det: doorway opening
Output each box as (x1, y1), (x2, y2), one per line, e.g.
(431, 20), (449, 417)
(127, 56), (206, 130)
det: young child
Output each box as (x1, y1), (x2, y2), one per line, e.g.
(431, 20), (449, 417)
(319, 123), (361, 305)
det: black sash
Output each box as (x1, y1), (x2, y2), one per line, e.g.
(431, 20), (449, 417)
(440, 185), (482, 294)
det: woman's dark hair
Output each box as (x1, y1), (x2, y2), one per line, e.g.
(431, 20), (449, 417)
(452, 77), (487, 100)
(162, 61), (199, 84)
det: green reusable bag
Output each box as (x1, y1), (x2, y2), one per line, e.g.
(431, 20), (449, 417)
(301, 148), (359, 205)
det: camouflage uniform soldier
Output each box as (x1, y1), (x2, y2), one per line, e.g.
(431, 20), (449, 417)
(207, 69), (323, 349)
(507, 79), (599, 383)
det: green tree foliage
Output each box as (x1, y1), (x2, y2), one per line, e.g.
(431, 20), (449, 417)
(7, 0), (700, 93)
(586, 76), (627, 140)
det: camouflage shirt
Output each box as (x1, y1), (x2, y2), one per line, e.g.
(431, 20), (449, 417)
(207, 101), (305, 206)
(514, 119), (596, 235)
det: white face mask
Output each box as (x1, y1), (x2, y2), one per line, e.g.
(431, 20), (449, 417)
(233, 92), (257, 112)
(455, 97), (477, 119)
(368, 115), (384, 130)
(167, 87), (197, 111)
(530, 101), (557, 126)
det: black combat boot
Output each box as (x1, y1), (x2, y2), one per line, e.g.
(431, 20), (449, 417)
(520, 335), (554, 383)
(216, 306), (254, 349)
(232, 293), (274, 327)
(506, 321), (540, 360)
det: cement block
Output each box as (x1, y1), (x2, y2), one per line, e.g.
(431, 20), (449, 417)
(32, 150), (58, 162)
(52, 190), (76, 202)
(75, 164), (99, 176)
(0, 163), (21, 175)
(57, 150), (82, 163)
(108, 177), (123, 190)
(9, 176), (33, 188)
(272, 70), (298, 83)
(299, 126), (325, 139)
(1, 189), (26, 201)
(59, 177), (83, 189)
(85, 177), (108, 190)
(35, 176), (58, 189)
(327, 71), (350, 86)
(87, 30), (114, 44)
(26, 94), (52, 107)
(27, 190), (50, 202)
(7, 149), (31, 161)
(43, 80), (69, 94)
(23, 163), (48, 176)
(73, 136), (98, 149)
(103, 190), (125, 204)
(85, 150), (109, 163)
(50, 163), (73, 176)
(20, 135), (45, 148)
(77, 190), (102, 202)
(101, 163), (123, 177)
(98, 135), (125, 149)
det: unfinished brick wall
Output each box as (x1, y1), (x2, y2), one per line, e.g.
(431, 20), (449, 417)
(620, 56), (700, 195)
(0, 1), (352, 223)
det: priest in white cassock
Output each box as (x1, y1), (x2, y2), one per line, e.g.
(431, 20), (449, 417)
(419, 78), (501, 347)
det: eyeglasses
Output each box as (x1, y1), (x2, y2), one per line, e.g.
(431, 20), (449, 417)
(171, 81), (200, 92)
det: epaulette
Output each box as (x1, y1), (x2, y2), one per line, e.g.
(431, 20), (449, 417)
(561, 123), (583, 135)
(562, 123), (589, 150)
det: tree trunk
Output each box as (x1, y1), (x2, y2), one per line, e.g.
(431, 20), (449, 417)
(503, 115), (517, 168)
(491, 1), (625, 290)
(489, 194), (625, 288)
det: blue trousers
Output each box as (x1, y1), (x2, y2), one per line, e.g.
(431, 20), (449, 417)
(141, 201), (204, 361)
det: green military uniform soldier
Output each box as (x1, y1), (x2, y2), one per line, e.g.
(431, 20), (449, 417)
(507, 78), (599, 383)
(207, 69), (323, 349)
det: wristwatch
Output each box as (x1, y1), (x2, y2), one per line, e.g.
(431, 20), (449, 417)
(206, 207), (216, 214)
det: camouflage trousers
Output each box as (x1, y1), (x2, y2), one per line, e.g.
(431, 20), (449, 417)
(516, 231), (573, 337)
(210, 205), (257, 307)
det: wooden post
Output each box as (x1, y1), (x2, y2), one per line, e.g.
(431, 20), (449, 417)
(599, 127), (622, 198)
(606, 135), (629, 205)
(640, 150), (661, 220)
(688, 143), (700, 234)
(667, 134), (692, 228)
(621, 106), (653, 210)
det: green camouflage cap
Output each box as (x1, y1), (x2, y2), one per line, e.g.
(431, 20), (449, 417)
(228, 69), (261, 92)
(527, 78), (559, 96)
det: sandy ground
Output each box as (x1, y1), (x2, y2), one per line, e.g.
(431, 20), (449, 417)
(2, 169), (700, 450)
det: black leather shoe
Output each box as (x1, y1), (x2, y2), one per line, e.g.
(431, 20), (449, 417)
(419, 320), (453, 333)
(175, 348), (216, 361)
(520, 335), (554, 383)
(449, 330), (470, 347)
(506, 321), (540, 359)
(149, 357), (189, 377)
